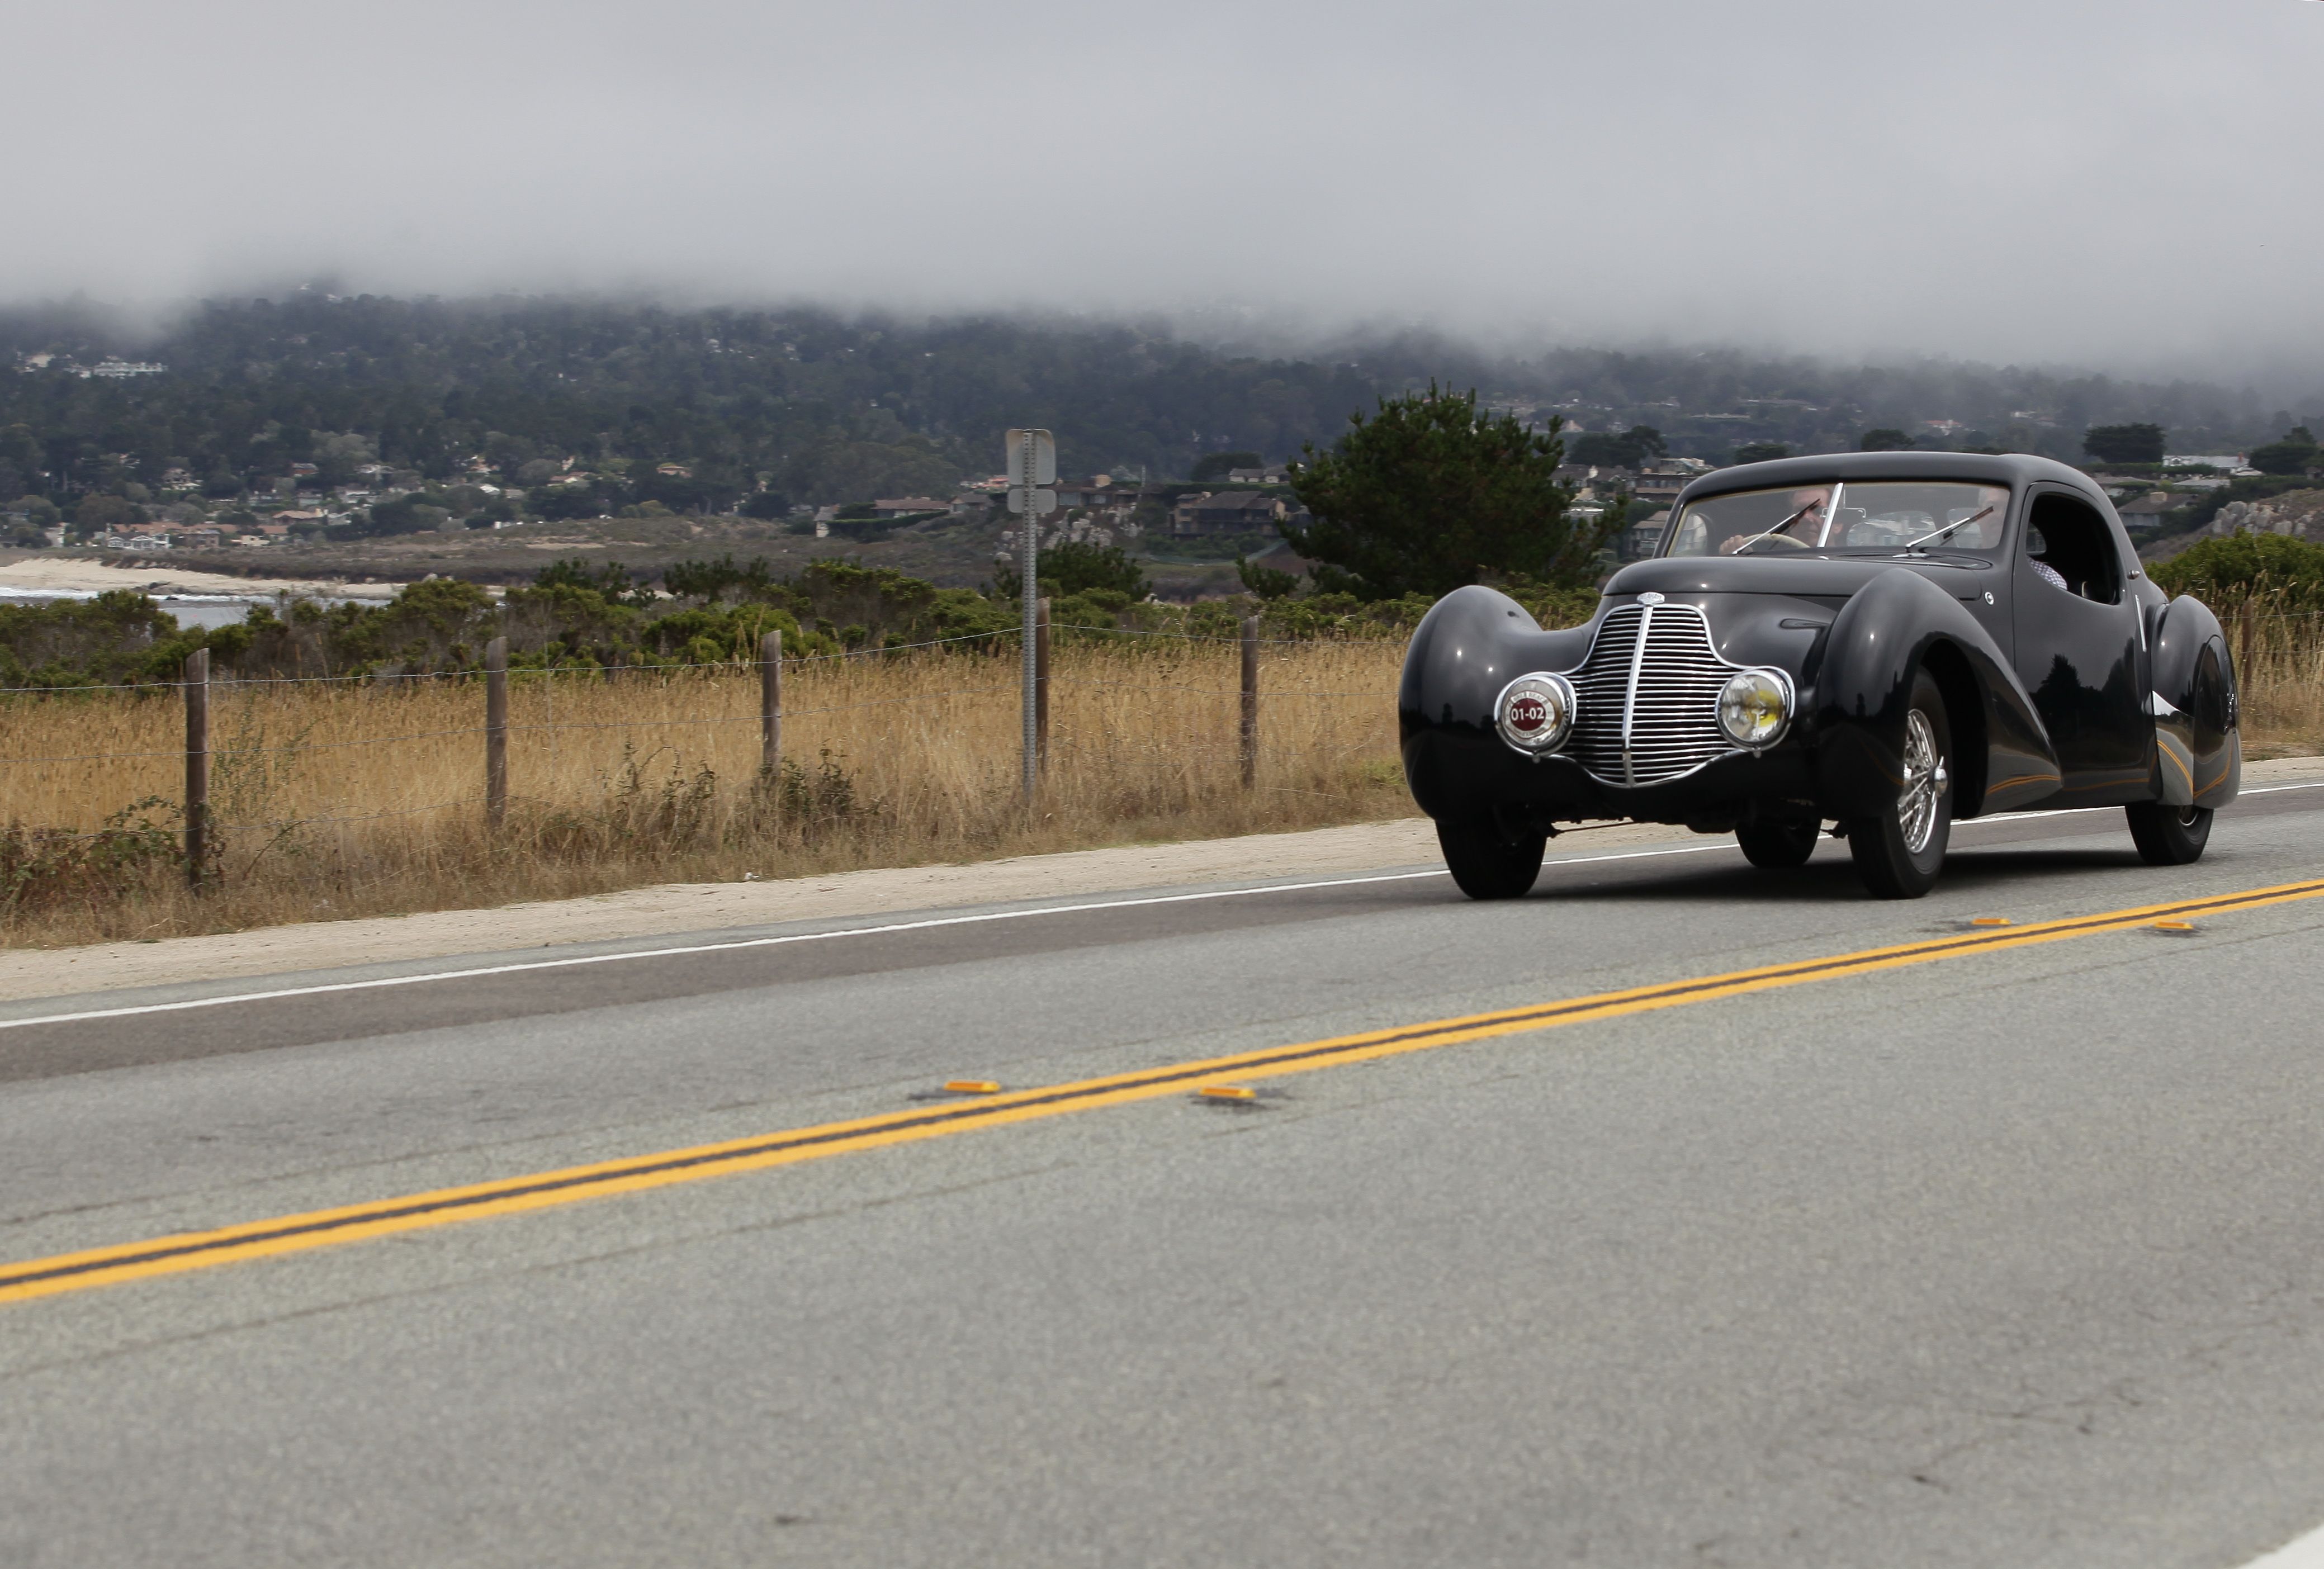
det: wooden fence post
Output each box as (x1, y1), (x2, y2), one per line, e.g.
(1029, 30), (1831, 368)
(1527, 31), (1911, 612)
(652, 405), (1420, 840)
(485, 636), (508, 828)
(1035, 596), (1051, 771)
(1239, 615), (1260, 789)
(183, 647), (209, 887)
(760, 629), (783, 779)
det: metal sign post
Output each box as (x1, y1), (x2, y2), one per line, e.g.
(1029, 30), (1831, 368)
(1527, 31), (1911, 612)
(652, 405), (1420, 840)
(1006, 428), (1056, 798)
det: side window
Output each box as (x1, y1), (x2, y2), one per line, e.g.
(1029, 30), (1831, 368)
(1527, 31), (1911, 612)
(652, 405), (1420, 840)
(2024, 494), (2124, 604)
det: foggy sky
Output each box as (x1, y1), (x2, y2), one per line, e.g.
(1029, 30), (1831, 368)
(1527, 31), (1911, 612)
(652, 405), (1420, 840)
(10, 0), (2321, 373)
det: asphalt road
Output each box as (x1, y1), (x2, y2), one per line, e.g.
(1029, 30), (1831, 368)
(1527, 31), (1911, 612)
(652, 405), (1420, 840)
(8, 790), (2324, 1567)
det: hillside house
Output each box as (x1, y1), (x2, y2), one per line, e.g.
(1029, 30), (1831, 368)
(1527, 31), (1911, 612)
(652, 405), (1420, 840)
(1053, 477), (1152, 510)
(1169, 490), (1284, 537)
(1633, 458), (1712, 509)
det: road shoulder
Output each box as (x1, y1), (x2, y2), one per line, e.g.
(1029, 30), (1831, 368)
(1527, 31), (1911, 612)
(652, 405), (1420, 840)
(12, 755), (2318, 1005)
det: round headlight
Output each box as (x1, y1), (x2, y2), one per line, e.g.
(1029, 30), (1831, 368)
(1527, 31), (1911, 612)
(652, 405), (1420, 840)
(1716, 668), (1792, 748)
(1495, 672), (1577, 754)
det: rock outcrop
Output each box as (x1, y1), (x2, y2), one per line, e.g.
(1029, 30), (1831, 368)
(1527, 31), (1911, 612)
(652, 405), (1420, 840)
(2202, 491), (2324, 541)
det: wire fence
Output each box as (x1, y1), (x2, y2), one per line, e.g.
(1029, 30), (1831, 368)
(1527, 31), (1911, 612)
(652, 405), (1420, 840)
(0, 617), (1411, 879)
(0, 610), (1455, 703)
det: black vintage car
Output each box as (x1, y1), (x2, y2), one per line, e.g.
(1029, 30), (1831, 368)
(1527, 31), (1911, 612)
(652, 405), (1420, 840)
(1399, 452), (2240, 899)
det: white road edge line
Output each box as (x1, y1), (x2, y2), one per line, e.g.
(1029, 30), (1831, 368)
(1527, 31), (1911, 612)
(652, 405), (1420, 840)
(0, 845), (1727, 1031)
(2236, 1520), (2324, 1568)
(4, 780), (2316, 1034)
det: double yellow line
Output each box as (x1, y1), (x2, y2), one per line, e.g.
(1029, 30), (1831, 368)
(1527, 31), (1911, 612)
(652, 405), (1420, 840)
(7, 874), (2323, 1308)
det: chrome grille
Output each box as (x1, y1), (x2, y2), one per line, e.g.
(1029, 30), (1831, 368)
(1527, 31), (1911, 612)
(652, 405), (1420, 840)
(1561, 604), (1741, 786)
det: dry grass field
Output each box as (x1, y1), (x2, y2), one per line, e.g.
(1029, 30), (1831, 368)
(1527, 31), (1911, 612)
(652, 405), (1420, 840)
(2235, 613), (2324, 757)
(0, 637), (1412, 946)
(4, 617), (2318, 951)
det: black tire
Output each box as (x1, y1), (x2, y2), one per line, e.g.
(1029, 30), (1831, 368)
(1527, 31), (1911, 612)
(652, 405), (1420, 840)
(1845, 668), (1953, 899)
(1437, 817), (1547, 900)
(2126, 802), (2213, 866)
(1736, 820), (1820, 869)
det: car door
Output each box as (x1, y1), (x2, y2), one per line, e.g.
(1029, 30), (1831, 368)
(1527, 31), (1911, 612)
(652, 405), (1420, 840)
(2010, 487), (2148, 801)
(1947, 549), (2014, 657)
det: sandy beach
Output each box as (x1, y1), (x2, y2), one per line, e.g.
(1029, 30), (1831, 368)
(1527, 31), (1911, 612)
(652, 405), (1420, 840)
(0, 553), (406, 601)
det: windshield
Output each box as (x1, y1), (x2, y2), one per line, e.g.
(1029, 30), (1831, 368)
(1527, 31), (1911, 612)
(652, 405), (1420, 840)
(1663, 481), (2011, 557)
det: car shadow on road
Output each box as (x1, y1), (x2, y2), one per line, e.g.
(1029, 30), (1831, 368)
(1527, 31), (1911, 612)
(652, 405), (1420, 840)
(1525, 845), (2148, 903)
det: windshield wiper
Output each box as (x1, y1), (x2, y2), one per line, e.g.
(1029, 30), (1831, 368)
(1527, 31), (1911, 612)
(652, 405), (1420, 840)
(1901, 504), (1994, 552)
(1729, 501), (1821, 554)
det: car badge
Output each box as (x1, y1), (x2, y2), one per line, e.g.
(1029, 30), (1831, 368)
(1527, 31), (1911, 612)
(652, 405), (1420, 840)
(1637, 591), (1665, 605)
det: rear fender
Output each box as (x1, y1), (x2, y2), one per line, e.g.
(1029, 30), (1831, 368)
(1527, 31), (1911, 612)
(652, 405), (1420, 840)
(2150, 595), (2241, 808)
(1814, 568), (2058, 819)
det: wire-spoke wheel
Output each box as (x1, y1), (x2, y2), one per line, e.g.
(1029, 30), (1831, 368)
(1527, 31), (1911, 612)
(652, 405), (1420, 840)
(1897, 708), (1944, 855)
(1846, 668), (1953, 899)
(2126, 800), (2212, 865)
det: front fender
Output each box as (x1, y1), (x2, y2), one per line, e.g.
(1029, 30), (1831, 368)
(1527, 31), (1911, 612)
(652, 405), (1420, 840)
(1398, 585), (1594, 821)
(1814, 568), (2059, 819)
(2150, 595), (2241, 808)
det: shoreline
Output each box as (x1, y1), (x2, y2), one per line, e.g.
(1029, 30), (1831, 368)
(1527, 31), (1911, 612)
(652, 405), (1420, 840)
(0, 552), (407, 601)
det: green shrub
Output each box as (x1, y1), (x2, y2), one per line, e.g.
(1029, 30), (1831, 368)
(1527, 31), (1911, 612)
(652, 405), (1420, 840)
(0, 797), (186, 909)
(2151, 531), (2324, 610)
(0, 591), (203, 689)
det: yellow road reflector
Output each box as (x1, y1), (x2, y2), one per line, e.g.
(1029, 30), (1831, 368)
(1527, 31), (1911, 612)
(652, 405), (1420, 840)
(944, 1080), (1001, 1094)
(1971, 917), (2012, 927)
(2152, 920), (2195, 932)
(1197, 1084), (1257, 1101)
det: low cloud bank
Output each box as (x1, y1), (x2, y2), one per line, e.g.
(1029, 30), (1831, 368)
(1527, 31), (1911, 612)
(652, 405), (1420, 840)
(5, 0), (2320, 377)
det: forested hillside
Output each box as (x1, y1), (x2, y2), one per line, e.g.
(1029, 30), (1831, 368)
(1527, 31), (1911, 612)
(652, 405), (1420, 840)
(0, 293), (2306, 514)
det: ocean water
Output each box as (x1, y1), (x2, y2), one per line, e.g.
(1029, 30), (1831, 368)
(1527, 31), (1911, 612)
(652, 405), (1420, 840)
(0, 590), (378, 629)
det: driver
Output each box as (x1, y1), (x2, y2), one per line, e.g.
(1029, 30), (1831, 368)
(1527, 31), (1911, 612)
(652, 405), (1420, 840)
(2024, 523), (2071, 593)
(1721, 486), (1829, 554)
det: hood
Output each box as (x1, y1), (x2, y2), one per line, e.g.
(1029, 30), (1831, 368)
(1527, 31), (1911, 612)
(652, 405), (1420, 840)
(1603, 552), (1996, 600)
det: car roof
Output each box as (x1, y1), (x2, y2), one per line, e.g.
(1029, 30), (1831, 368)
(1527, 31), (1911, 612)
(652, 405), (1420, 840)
(1673, 451), (2108, 510)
